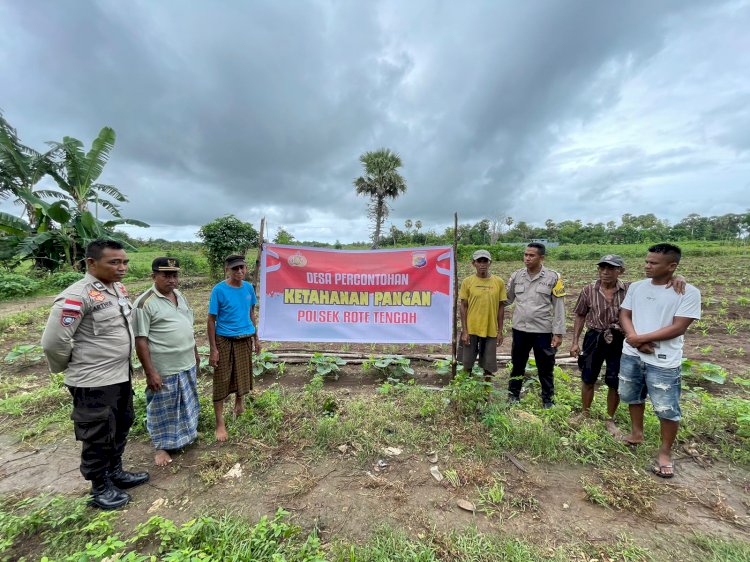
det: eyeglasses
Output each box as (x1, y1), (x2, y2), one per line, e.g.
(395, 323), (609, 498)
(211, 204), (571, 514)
(231, 265), (246, 271)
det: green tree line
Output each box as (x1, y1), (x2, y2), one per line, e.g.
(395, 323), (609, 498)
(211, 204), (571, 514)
(372, 212), (750, 247)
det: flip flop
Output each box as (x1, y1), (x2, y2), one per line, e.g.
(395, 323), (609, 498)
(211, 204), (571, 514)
(651, 462), (675, 479)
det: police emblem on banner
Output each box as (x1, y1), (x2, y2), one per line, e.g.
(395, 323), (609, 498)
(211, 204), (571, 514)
(412, 251), (427, 268)
(288, 252), (307, 267)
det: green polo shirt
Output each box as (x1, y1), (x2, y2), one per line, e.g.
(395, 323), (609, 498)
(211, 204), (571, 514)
(133, 286), (196, 375)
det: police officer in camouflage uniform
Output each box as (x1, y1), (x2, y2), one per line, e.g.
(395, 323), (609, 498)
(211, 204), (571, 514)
(41, 239), (149, 509)
(505, 242), (566, 408)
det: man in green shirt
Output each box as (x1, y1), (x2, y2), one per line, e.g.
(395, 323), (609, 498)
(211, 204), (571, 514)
(459, 249), (507, 383)
(133, 258), (201, 467)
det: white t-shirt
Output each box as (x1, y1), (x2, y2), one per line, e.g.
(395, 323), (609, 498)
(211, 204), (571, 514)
(621, 279), (701, 368)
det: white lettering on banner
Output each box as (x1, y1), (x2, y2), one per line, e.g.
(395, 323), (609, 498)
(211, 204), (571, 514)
(333, 273), (409, 286)
(306, 272), (332, 284)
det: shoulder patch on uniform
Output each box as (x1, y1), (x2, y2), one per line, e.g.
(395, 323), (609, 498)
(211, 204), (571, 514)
(136, 289), (156, 309)
(552, 275), (566, 297)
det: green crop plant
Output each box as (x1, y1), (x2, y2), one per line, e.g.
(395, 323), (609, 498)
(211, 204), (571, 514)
(253, 350), (284, 378)
(307, 353), (346, 380)
(362, 354), (414, 383)
(4, 343), (44, 365)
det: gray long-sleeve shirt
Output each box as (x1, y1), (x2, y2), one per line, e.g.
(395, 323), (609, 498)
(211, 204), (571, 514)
(41, 273), (134, 387)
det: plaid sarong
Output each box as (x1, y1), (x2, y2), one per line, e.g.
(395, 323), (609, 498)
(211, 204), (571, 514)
(146, 365), (200, 450)
(212, 335), (253, 402)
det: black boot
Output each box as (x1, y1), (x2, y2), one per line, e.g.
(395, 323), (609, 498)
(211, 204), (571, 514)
(109, 461), (150, 490)
(89, 476), (130, 510)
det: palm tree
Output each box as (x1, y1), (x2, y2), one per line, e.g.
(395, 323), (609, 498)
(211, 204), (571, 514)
(48, 127), (128, 217)
(354, 148), (407, 248)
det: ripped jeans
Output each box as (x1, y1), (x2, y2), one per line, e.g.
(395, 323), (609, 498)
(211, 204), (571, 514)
(618, 353), (682, 422)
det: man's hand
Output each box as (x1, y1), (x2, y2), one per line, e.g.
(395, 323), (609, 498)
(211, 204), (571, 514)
(209, 349), (219, 369)
(666, 275), (687, 295)
(551, 335), (562, 349)
(253, 334), (261, 354)
(569, 342), (580, 357)
(637, 342), (656, 354)
(496, 333), (504, 346)
(461, 330), (470, 346)
(146, 371), (163, 392)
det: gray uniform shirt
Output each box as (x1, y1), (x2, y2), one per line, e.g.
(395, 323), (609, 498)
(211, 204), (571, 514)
(41, 273), (134, 387)
(506, 266), (566, 335)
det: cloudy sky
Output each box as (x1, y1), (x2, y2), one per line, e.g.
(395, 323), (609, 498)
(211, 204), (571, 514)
(2, 0), (749, 243)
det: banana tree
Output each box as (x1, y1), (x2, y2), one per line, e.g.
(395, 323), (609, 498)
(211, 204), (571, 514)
(47, 127), (128, 218)
(0, 112), (60, 229)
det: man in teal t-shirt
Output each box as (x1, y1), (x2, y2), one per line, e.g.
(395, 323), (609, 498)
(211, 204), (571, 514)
(207, 254), (260, 442)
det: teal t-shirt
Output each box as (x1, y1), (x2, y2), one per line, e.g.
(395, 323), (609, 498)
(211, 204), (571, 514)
(208, 281), (257, 337)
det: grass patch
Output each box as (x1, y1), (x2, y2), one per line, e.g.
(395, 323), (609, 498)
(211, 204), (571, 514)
(0, 494), (118, 561)
(689, 533), (750, 561)
(581, 467), (663, 515)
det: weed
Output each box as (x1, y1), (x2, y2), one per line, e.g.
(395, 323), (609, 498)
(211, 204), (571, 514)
(581, 468), (663, 515)
(442, 468), (461, 488)
(477, 475), (506, 517)
(197, 450), (240, 486)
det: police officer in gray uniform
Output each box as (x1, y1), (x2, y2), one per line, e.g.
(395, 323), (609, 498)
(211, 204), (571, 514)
(506, 242), (566, 408)
(41, 239), (149, 509)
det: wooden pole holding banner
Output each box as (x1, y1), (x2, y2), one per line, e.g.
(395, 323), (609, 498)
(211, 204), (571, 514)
(252, 217), (266, 289)
(451, 212), (459, 380)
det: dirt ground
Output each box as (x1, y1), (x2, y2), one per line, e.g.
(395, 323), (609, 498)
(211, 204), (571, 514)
(1, 362), (749, 558)
(2, 261), (750, 559)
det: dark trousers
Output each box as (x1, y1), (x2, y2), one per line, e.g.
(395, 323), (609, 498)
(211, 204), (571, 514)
(579, 329), (624, 388)
(508, 329), (556, 402)
(68, 380), (134, 481)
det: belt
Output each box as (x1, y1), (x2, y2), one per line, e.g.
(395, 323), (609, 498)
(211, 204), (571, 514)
(222, 334), (253, 341)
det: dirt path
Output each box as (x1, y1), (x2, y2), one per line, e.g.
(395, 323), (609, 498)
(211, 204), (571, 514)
(0, 295), (54, 317)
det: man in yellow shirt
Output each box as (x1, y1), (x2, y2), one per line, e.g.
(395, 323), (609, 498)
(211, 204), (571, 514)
(459, 249), (507, 383)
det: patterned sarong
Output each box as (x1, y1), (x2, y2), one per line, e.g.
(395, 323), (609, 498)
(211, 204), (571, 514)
(146, 365), (200, 450)
(212, 335), (253, 402)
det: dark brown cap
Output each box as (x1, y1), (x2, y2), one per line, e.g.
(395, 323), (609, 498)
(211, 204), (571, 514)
(152, 257), (180, 272)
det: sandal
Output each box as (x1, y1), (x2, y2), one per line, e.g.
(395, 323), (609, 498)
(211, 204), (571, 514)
(651, 461), (675, 479)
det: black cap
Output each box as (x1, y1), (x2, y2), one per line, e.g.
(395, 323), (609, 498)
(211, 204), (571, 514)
(152, 257), (181, 272)
(225, 254), (247, 269)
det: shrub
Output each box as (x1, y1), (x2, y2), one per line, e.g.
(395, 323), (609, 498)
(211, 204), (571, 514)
(166, 250), (207, 276)
(198, 215), (259, 278)
(0, 273), (40, 299)
(45, 271), (84, 290)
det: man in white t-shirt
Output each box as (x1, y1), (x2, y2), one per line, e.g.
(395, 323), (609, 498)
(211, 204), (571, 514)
(618, 243), (701, 479)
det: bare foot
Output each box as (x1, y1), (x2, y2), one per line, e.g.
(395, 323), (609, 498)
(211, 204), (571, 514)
(215, 423), (228, 442)
(621, 432), (643, 445)
(569, 412), (588, 426)
(233, 397), (246, 417)
(154, 449), (172, 466)
(605, 419), (622, 439)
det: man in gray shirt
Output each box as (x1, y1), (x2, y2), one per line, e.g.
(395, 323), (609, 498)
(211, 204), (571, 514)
(42, 239), (149, 509)
(505, 243), (565, 408)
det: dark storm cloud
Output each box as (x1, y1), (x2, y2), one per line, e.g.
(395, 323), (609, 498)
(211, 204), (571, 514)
(1, 0), (748, 240)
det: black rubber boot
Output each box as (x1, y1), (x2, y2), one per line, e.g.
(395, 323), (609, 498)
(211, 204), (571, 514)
(109, 462), (149, 490)
(89, 476), (130, 510)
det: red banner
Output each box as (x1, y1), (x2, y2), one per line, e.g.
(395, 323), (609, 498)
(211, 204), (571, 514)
(259, 245), (454, 343)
